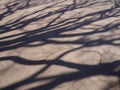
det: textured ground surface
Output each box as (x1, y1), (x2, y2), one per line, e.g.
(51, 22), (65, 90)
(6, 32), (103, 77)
(0, 0), (120, 90)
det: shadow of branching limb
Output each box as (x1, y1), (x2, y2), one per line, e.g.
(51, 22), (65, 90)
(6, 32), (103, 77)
(0, 1), (120, 90)
(0, 55), (120, 90)
(0, 0), (66, 20)
(0, 6), (120, 52)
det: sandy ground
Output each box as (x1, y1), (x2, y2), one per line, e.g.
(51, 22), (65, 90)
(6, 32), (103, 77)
(0, 0), (120, 90)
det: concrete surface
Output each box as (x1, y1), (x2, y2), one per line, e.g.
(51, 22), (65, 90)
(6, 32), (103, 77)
(0, 0), (120, 90)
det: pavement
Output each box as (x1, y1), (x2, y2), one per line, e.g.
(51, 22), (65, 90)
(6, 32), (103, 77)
(0, 0), (120, 90)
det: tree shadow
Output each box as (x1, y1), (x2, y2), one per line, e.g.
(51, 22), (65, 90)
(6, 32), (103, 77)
(0, 0), (120, 90)
(0, 0), (64, 20)
(0, 5), (120, 52)
(0, 56), (120, 90)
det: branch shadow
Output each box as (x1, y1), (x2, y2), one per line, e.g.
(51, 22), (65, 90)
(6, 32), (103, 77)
(0, 5), (120, 52)
(0, 56), (120, 90)
(0, 0), (120, 90)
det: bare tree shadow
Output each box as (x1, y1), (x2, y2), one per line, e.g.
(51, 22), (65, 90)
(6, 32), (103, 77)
(0, 5), (120, 52)
(0, 56), (120, 90)
(0, 0), (120, 90)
